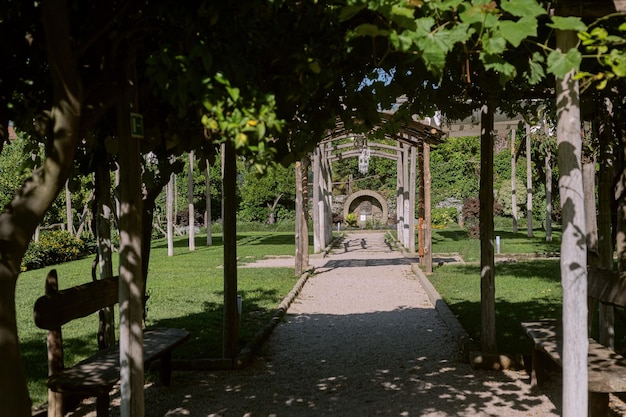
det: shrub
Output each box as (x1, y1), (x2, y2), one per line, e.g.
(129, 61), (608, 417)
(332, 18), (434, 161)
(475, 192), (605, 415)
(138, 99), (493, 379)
(22, 230), (92, 271)
(462, 197), (504, 239)
(345, 213), (357, 227)
(431, 207), (457, 228)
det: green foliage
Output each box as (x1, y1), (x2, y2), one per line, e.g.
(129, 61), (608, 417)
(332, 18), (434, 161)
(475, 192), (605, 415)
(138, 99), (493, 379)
(0, 136), (31, 209)
(497, 177), (527, 218)
(430, 137), (480, 205)
(345, 212), (358, 227)
(431, 207), (457, 228)
(21, 230), (93, 271)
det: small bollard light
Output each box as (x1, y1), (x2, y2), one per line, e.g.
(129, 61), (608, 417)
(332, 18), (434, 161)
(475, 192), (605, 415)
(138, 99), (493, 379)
(496, 235), (501, 254)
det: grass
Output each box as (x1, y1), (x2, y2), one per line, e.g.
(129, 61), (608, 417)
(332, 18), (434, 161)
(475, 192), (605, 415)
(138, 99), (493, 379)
(429, 222), (565, 355)
(432, 223), (562, 262)
(427, 260), (562, 354)
(19, 231), (305, 409)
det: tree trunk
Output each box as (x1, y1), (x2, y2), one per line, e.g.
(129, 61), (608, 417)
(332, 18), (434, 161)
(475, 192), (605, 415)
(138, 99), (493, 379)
(205, 160), (212, 246)
(222, 140), (239, 358)
(95, 160), (115, 349)
(188, 150), (195, 251)
(65, 180), (73, 235)
(545, 134), (553, 242)
(167, 173), (174, 256)
(295, 157), (310, 275)
(511, 128), (518, 233)
(117, 58), (144, 417)
(597, 103), (616, 347)
(556, 28), (588, 417)
(479, 92), (497, 354)
(0, 1), (82, 414)
(526, 123), (533, 237)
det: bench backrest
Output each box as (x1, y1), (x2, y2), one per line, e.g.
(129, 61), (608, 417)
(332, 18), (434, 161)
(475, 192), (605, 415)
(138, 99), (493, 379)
(33, 269), (119, 330)
(588, 267), (626, 308)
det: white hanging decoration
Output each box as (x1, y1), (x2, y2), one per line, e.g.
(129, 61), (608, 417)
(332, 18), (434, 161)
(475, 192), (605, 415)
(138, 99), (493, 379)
(358, 146), (370, 174)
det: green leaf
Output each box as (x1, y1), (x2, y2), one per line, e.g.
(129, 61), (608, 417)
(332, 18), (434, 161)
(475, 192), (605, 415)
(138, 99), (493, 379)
(480, 53), (517, 82)
(354, 23), (389, 38)
(446, 23), (475, 45)
(607, 49), (626, 77)
(390, 5), (417, 30)
(499, 16), (538, 47)
(390, 30), (416, 52)
(547, 16), (587, 32)
(226, 85), (240, 102)
(526, 52), (546, 85)
(500, 0), (546, 18)
(547, 48), (582, 78)
(340, 5), (365, 21)
(483, 34), (507, 55)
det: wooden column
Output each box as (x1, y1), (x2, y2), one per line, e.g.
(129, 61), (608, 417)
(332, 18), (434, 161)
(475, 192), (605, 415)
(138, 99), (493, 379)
(396, 145), (404, 244)
(526, 123), (533, 237)
(295, 156), (310, 275)
(556, 27), (587, 417)
(167, 173), (174, 256)
(188, 150), (195, 251)
(424, 141), (433, 274)
(479, 93), (497, 354)
(313, 146), (321, 253)
(403, 144), (410, 249)
(117, 58), (144, 417)
(418, 142), (425, 263)
(408, 143), (417, 254)
(205, 160), (213, 246)
(511, 128), (518, 233)
(222, 140), (239, 359)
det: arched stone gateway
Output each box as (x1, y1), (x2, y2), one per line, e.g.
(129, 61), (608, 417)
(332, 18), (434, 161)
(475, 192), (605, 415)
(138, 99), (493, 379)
(343, 190), (389, 227)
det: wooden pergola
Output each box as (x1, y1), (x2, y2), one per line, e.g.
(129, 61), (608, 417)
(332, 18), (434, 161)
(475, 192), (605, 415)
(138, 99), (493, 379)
(296, 114), (446, 274)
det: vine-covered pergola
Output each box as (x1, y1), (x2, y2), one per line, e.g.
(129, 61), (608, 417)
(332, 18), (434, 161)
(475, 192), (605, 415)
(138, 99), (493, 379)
(295, 114), (446, 274)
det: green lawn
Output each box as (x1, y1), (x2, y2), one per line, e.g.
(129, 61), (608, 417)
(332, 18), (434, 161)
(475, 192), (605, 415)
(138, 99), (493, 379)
(432, 224), (562, 262)
(429, 224), (565, 354)
(19, 232), (304, 409)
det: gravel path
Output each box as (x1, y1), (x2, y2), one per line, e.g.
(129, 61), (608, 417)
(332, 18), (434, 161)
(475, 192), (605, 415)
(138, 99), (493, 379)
(70, 231), (562, 417)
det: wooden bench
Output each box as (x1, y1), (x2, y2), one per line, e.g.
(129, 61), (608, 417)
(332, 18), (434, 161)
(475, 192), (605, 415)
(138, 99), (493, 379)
(33, 269), (191, 417)
(521, 268), (626, 417)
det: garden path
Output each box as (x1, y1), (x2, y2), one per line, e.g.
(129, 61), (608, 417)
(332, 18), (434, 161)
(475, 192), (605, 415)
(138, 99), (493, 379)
(72, 230), (569, 417)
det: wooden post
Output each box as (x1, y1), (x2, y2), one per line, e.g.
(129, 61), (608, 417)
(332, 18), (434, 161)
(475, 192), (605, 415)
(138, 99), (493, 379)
(511, 128), (518, 233)
(313, 146), (321, 253)
(544, 119), (553, 242)
(222, 140), (239, 359)
(408, 144), (417, 254)
(418, 142), (425, 262)
(526, 123), (533, 237)
(396, 146), (404, 245)
(117, 58), (145, 417)
(167, 173), (174, 257)
(45, 270), (64, 417)
(479, 94), (497, 354)
(424, 141), (433, 274)
(188, 150), (195, 251)
(556, 27), (587, 417)
(403, 144), (410, 249)
(95, 160), (115, 348)
(205, 160), (212, 246)
(295, 157), (310, 275)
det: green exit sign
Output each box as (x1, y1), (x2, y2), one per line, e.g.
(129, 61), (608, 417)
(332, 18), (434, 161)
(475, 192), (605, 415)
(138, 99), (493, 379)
(130, 113), (144, 138)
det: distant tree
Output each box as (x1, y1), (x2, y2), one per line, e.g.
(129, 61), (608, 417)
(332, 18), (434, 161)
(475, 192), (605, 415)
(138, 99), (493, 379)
(238, 163), (296, 224)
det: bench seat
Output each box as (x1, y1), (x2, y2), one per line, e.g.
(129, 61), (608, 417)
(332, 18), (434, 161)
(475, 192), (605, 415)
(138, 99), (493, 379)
(47, 327), (190, 396)
(521, 319), (626, 416)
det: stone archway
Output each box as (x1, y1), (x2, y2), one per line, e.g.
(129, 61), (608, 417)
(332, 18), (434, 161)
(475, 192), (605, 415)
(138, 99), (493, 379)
(343, 190), (389, 227)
